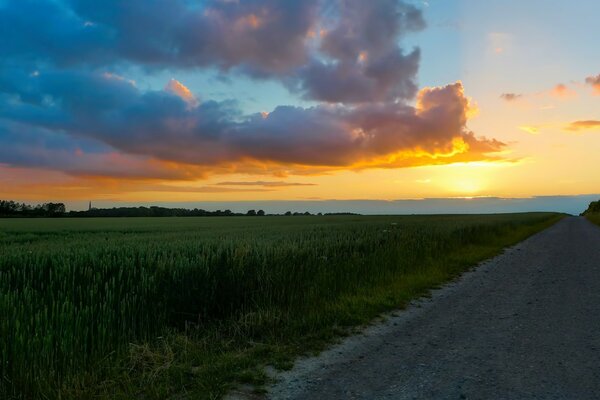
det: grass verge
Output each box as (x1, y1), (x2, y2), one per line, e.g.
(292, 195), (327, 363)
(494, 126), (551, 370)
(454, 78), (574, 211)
(585, 213), (600, 226)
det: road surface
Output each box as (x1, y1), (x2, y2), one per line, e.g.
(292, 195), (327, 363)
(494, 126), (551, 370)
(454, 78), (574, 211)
(267, 217), (600, 399)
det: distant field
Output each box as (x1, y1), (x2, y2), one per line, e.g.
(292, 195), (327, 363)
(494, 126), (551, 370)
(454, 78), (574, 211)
(0, 213), (562, 399)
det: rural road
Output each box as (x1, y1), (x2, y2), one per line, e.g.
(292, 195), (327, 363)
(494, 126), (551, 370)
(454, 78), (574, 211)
(267, 216), (600, 399)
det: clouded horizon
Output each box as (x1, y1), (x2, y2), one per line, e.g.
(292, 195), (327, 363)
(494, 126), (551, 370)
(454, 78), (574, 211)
(1, 0), (599, 208)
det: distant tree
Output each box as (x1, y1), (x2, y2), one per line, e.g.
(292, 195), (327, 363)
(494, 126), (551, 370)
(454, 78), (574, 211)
(284, 211), (292, 216)
(257, 210), (265, 216)
(246, 209), (257, 216)
(46, 203), (66, 215)
(0, 200), (20, 216)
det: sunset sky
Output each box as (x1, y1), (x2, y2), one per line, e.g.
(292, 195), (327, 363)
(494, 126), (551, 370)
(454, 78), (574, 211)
(1, 0), (599, 209)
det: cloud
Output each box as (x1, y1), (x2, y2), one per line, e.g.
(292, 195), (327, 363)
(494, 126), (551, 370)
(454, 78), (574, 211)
(585, 74), (600, 94)
(0, 120), (208, 180)
(501, 79), (585, 103)
(165, 79), (199, 107)
(137, 184), (274, 193)
(0, 164), (273, 201)
(0, 71), (504, 176)
(216, 181), (317, 187)
(500, 93), (522, 102)
(564, 120), (600, 132)
(0, 1), (507, 183)
(0, 0), (318, 74)
(290, 0), (425, 103)
(550, 83), (577, 99)
(0, 0), (426, 104)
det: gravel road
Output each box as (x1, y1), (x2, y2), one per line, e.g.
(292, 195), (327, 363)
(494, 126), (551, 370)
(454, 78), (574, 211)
(267, 216), (600, 399)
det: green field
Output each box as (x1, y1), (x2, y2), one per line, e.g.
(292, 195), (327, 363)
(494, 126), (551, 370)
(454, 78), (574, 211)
(0, 213), (562, 399)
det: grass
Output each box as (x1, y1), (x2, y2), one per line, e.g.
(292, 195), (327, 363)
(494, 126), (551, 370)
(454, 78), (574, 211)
(585, 212), (600, 226)
(0, 213), (563, 399)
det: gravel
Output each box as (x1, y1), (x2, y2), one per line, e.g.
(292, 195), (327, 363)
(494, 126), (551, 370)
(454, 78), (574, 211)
(267, 216), (600, 399)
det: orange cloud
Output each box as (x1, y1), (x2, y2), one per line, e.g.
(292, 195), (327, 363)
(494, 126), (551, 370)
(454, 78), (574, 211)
(551, 83), (577, 99)
(0, 165), (119, 201)
(135, 184), (274, 193)
(0, 164), (283, 201)
(164, 79), (198, 107)
(564, 120), (600, 132)
(216, 181), (316, 187)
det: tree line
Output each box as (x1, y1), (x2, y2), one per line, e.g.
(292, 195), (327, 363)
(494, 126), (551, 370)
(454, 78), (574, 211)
(0, 200), (66, 217)
(70, 206), (259, 218)
(0, 200), (358, 218)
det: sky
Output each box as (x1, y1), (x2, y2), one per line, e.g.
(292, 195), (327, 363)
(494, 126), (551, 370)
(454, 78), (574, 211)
(0, 0), (599, 213)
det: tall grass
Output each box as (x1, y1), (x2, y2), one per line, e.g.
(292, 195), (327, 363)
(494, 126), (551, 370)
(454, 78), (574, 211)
(0, 213), (560, 398)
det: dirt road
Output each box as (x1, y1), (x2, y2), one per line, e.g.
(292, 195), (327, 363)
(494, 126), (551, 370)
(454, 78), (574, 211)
(268, 217), (600, 399)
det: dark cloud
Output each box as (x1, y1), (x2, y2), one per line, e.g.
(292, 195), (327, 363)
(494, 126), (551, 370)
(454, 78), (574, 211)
(585, 74), (600, 94)
(500, 93), (522, 102)
(0, 0), (424, 103)
(291, 0), (425, 103)
(0, 0), (112, 67)
(0, 0), (318, 74)
(0, 119), (196, 180)
(0, 1), (506, 180)
(294, 48), (420, 103)
(0, 69), (504, 172)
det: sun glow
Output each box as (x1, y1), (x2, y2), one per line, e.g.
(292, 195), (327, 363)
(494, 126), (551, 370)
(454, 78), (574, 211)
(453, 179), (484, 194)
